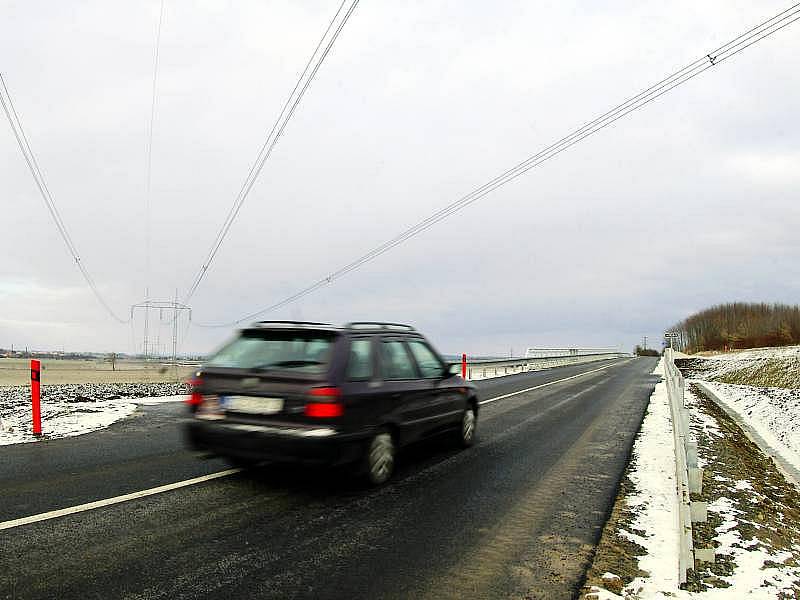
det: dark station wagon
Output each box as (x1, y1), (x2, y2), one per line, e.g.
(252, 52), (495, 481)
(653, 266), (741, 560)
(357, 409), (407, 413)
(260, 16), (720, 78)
(184, 321), (479, 484)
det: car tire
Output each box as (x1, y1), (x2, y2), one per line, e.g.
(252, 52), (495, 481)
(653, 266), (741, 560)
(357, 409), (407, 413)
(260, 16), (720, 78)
(225, 456), (260, 469)
(364, 430), (395, 486)
(457, 405), (477, 448)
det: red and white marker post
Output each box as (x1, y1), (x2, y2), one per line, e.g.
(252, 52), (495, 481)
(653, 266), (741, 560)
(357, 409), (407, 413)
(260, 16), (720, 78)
(461, 353), (467, 379)
(31, 359), (42, 436)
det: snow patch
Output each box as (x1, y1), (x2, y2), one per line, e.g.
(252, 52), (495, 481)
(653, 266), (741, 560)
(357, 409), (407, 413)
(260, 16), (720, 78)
(617, 359), (682, 596)
(703, 496), (799, 596)
(134, 394), (187, 406)
(0, 383), (187, 446)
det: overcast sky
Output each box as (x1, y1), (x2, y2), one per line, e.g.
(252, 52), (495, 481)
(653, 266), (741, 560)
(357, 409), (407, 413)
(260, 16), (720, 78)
(2, 0), (799, 357)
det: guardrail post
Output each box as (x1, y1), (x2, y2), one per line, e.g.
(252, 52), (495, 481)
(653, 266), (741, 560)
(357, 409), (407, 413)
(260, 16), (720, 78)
(688, 468), (704, 495)
(686, 441), (698, 467)
(695, 548), (715, 563)
(690, 501), (708, 523)
(680, 408), (691, 438)
(31, 359), (42, 436)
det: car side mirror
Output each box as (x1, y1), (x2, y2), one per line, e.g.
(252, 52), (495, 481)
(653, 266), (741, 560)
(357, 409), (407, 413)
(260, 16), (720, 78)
(445, 363), (461, 377)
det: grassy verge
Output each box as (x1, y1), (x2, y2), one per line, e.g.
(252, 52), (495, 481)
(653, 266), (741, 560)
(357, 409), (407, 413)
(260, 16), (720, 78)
(714, 358), (800, 389)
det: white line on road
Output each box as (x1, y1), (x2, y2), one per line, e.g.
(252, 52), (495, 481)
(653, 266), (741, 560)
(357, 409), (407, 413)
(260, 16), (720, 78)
(0, 468), (242, 531)
(478, 361), (628, 405)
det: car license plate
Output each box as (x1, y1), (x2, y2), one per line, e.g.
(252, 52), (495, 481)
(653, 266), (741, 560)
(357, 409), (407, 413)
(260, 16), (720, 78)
(224, 396), (284, 415)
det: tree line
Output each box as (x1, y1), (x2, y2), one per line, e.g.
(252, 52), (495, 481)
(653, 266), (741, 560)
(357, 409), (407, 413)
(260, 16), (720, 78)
(668, 302), (800, 353)
(633, 345), (660, 357)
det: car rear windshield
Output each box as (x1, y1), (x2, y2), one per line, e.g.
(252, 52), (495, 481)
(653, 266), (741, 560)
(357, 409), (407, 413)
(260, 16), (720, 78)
(206, 330), (337, 374)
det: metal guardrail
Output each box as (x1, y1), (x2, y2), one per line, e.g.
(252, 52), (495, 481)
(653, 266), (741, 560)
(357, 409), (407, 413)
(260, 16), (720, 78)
(525, 347), (621, 358)
(463, 352), (627, 380)
(663, 348), (712, 584)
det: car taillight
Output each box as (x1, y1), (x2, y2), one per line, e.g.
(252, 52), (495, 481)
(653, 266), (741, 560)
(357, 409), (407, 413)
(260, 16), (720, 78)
(305, 403), (345, 418)
(186, 376), (204, 406)
(305, 387), (344, 418)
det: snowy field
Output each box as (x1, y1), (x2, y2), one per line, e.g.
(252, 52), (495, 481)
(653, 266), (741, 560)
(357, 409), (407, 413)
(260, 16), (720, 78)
(0, 382), (187, 445)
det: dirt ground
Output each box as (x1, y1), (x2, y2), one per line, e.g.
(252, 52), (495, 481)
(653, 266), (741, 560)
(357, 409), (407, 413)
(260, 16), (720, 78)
(0, 358), (196, 386)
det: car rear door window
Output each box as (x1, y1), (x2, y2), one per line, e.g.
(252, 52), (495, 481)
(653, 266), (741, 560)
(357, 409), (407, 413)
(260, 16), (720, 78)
(379, 340), (417, 380)
(346, 339), (373, 381)
(407, 340), (444, 379)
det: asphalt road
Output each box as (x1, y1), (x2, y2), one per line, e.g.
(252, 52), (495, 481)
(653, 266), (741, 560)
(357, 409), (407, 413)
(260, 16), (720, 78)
(0, 357), (658, 600)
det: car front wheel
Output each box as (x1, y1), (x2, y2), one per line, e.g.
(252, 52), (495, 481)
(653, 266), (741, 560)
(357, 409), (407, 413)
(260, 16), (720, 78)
(458, 406), (477, 447)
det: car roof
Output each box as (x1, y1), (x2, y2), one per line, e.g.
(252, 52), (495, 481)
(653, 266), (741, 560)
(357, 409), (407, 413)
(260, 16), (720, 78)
(345, 322), (416, 333)
(245, 321), (419, 335)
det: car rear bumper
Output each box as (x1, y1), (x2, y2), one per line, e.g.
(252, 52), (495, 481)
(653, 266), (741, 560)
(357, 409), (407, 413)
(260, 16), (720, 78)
(184, 418), (366, 466)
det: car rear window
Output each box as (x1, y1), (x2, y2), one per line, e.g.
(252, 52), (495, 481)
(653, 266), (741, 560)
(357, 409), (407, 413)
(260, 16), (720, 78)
(206, 330), (336, 374)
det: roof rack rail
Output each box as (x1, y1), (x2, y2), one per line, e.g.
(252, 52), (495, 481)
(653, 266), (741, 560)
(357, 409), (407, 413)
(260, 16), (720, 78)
(345, 322), (416, 331)
(252, 320), (336, 328)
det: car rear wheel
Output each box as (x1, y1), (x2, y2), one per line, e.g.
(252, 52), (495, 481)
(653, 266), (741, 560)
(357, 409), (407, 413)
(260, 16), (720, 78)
(365, 431), (395, 485)
(225, 456), (261, 469)
(458, 406), (477, 448)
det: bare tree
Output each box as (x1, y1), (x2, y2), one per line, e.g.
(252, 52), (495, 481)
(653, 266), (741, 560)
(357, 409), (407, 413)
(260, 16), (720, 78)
(669, 302), (800, 352)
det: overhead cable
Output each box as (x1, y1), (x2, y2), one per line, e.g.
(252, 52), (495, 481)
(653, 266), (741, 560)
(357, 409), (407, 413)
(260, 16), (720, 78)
(0, 74), (130, 323)
(194, 2), (800, 328)
(144, 0), (166, 300)
(183, 0), (359, 303)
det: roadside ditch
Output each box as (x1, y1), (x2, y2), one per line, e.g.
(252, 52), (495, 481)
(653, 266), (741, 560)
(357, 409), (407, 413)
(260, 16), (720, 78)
(581, 363), (800, 598)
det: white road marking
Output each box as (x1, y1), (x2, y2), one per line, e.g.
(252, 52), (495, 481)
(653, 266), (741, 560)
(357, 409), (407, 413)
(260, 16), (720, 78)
(478, 360), (629, 405)
(0, 359), (633, 532)
(0, 468), (242, 531)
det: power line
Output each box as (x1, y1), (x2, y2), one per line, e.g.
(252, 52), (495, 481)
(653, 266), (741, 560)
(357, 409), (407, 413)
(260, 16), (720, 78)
(194, 2), (800, 328)
(182, 0), (359, 303)
(0, 74), (130, 324)
(141, 0), (167, 358)
(144, 0), (165, 300)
